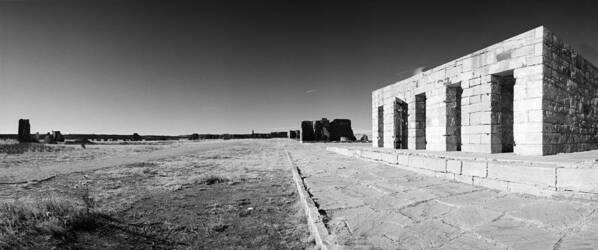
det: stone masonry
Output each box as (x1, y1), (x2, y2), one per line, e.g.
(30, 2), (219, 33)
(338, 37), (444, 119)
(372, 26), (598, 155)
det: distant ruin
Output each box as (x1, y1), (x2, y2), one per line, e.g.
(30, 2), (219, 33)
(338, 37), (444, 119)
(53, 131), (64, 142)
(301, 118), (355, 142)
(18, 119), (33, 143)
(301, 121), (315, 141)
(288, 130), (300, 140)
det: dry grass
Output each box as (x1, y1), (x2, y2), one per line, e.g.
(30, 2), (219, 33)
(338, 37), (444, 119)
(199, 175), (230, 185)
(0, 190), (101, 248)
(0, 140), (312, 249)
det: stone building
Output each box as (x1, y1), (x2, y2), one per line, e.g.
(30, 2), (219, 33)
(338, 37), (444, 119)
(372, 26), (598, 155)
(301, 118), (356, 142)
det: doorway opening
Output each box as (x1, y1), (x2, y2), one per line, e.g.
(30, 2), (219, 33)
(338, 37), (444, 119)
(415, 93), (427, 149)
(378, 106), (384, 148)
(394, 98), (408, 149)
(446, 85), (463, 151)
(491, 71), (515, 153)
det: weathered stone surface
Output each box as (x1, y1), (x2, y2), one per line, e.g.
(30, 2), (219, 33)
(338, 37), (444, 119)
(487, 161), (556, 187)
(446, 159), (462, 174)
(380, 152), (397, 164)
(461, 160), (487, 177)
(290, 144), (598, 249)
(476, 217), (561, 250)
(558, 217), (598, 249)
(557, 167), (598, 193)
(443, 205), (503, 230)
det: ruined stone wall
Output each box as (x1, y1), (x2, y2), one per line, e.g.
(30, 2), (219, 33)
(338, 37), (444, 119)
(373, 26), (545, 155)
(301, 121), (315, 141)
(542, 29), (598, 155)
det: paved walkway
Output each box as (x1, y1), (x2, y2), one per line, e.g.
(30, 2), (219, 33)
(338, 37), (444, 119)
(287, 143), (598, 249)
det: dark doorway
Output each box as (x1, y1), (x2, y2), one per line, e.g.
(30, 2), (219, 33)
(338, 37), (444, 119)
(415, 93), (427, 149)
(378, 106), (384, 147)
(446, 85), (463, 151)
(394, 98), (408, 149)
(491, 72), (515, 153)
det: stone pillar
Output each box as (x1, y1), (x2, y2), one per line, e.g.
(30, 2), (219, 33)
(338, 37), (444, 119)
(18, 119), (31, 143)
(461, 75), (493, 153)
(513, 65), (544, 155)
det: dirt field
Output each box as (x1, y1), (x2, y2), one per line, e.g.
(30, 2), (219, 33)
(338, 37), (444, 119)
(0, 139), (312, 249)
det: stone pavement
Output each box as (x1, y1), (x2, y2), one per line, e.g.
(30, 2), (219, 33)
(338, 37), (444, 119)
(287, 143), (598, 249)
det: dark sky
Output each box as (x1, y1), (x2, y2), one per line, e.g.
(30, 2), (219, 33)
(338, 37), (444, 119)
(1, 0), (597, 135)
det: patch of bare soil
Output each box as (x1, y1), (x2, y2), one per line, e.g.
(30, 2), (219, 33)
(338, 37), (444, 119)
(0, 140), (311, 249)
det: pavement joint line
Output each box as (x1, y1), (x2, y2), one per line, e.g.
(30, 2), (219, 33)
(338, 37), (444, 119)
(284, 147), (338, 250)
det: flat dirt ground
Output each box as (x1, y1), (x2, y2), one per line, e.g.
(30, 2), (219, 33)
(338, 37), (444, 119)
(0, 139), (312, 249)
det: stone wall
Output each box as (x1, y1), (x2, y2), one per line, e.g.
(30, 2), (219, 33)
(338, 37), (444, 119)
(329, 119), (356, 141)
(373, 26), (546, 155)
(542, 29), (598, 155)
(328, 146), (598, 199)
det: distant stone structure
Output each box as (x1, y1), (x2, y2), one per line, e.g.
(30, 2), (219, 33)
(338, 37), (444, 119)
(314, 119), (328, 140)
(131, 133), (142, 141)
(44, 133), (56, 144)
(18, 119), (32, 143)
(289, 130), (297, 139)
(52, 131), (64, 142)
(372, 26), (598, 155)
(359, 134), (369, 142)
(301, 121), (315, 141)
(301, 118), (355, 142)
(329, 119), (356, 141)
(270, 131), (288, 138)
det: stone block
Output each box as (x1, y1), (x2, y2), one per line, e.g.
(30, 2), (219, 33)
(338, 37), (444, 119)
(361, 150), (381, 161)
(487, 162), (556, 187)
(513, 144), (543, 156)
(461, 144), (492, 153)
(557, 168), (598, 193)
(446, 159), (462, 175)
(462, 160), (487, 177)
(419, 157), (446, 172)
(397, 154), (409, 165)
(409, 156), (425, 169)
(527, 110), (543, 122)
(509, 182), (556, 196)
(454, 174), (474, 185)
(381, 152), (398, 164)
(473, 176), (509, 192)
